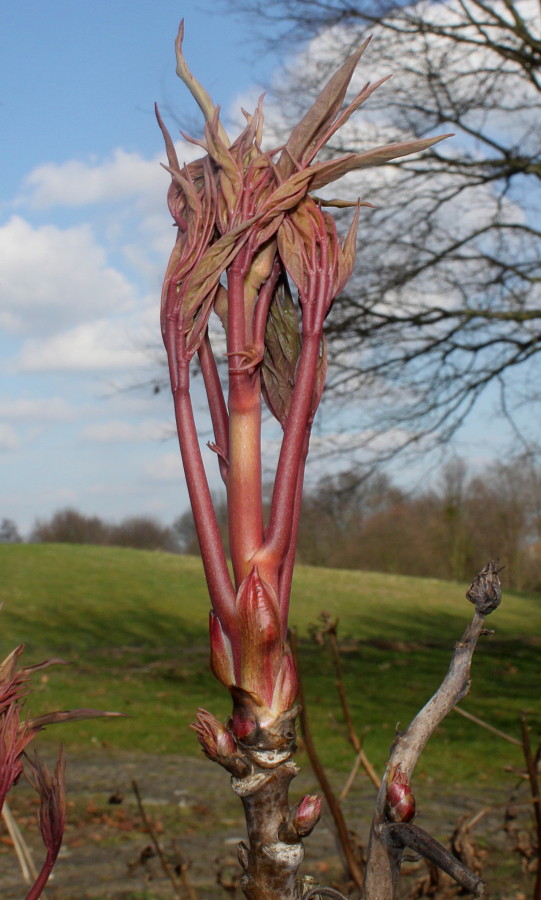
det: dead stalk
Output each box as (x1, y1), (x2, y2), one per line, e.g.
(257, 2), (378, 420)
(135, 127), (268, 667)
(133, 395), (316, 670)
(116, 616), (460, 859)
(290, 630), (364, 889)
(131, 779), (186, 900)
(520, 715), (541, 900)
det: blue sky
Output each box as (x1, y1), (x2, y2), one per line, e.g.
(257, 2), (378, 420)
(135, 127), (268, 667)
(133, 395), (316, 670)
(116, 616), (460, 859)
(1, 2), (528, 538)
(1, 2), (279, 536)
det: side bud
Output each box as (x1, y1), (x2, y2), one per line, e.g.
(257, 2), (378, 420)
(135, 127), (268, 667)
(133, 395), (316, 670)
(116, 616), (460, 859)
(293, 794), (322, 837)
(209, 611), (235, 688)
(271, 645), (298, 717)
(386, 765), (415, 823)
(192, 709), (251, 777)
(192, 709), (235, 759)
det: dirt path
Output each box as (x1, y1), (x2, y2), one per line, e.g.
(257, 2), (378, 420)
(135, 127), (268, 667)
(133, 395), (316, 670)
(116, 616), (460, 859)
(0, 750), (526, 899)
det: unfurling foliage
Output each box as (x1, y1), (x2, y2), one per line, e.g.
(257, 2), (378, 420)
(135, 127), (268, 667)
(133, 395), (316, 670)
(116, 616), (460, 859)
(157, 21), (460, 900)
(0, 641), (120, 897)
(158, 19), (447, 743)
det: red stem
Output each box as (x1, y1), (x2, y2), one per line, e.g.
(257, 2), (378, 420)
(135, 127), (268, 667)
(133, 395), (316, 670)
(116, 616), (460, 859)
(24, 853), (55, 900)
(198, 331), (229, 484)
(278, 430), (310, 636)
(172, 358), (236, 636)
(255, 330), (322, 579)
(252, 256), (281, 349)
(255, 234), (331, 584)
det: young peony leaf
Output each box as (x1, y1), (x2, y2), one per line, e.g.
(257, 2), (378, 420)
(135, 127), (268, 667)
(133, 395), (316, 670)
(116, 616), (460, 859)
(25, 750), (66, 861)
(278, 40), (371, 177)
(261, 277), (302, 427)
(27, 709), (125, 730)
(174, 20), (230, 147)
(309, 134), (452, 192)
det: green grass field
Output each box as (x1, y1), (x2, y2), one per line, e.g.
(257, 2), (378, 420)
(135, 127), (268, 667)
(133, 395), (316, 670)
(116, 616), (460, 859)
(1, 543), (539, 791)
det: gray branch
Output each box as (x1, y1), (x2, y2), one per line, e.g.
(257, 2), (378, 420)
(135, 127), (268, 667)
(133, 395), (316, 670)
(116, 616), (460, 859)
(362, 560), (501, 900)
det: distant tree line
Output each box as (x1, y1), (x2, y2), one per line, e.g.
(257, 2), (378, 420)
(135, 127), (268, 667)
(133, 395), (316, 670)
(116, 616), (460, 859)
(296, 458), (541, 591)
(175, 456), (541, 592)
(26, 509), (179, 553)
(4, 455), (540, 590)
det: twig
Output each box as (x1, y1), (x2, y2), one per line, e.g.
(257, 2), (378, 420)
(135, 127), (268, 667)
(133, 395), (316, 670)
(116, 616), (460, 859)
(172, 837), (198, 900)
(290, 630), (364, 888)
(520, 714), (541, 900)
(384, 823), (487, 897)
(363, 560), (501, 900)
(302, 888), (349, 900)
(321, 615), (380, 791)
(454, 704), (522, 745)
(131, 779), (185, 900)
(340, 747), (365, 802)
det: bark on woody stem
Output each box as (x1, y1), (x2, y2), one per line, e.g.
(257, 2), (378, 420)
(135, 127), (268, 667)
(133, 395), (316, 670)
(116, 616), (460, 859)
(362, 561), (501, 900)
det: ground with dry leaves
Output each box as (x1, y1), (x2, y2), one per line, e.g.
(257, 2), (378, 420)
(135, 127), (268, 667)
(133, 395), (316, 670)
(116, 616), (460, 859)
(0, 750), (535, 900)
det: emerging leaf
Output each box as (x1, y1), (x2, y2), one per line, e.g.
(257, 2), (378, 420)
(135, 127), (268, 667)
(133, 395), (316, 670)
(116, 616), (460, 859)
(261, 277), (302, 427)
(278, 40), (372, 177)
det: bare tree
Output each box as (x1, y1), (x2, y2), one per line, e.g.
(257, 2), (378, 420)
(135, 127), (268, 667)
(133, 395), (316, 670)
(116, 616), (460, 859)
(221, 0), (541, 461)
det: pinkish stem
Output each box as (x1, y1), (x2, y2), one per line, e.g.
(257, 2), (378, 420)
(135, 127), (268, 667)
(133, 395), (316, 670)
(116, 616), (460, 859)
(254, 234), (331, 587)
(172, 356), (236, 636)
(227, 258), (264, 587)
(24, 854), (55, 900)
(252, 256), (282, 350)
(278, 431), (310, 635)
(198, 331), (229, 483)
(254, 331), (322, 580)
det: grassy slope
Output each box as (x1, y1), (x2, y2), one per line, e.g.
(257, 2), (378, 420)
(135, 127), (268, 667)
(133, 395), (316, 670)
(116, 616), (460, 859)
(1, 543), (539, 789)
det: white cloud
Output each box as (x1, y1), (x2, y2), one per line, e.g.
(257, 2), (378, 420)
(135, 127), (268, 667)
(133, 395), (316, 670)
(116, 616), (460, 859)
(144, 451), (185, 482)
(20, 148), (164, 209)
(0, 397), (75, 422)
(0, 216), (137, 336)
(0, 423), (19, 450)
(80, 419), (171, 443)
(18, 142), (201, 211)
(14, 317), (155, 373)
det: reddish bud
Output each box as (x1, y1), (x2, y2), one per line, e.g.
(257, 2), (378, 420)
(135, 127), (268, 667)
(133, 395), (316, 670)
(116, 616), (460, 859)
(229, 686), (268, 741)
(293, 794), (322, 836)
(271, 646), (298, 716)
(209, 611), (235, 688)
(231, 707), (258, 740)
(386, 765), (415, 823)
(236, 568), (282, 707)
(192, 708), (237, 760)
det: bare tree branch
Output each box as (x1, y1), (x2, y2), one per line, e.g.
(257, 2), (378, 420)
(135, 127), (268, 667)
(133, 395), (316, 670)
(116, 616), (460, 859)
(219, 0), (541, 463)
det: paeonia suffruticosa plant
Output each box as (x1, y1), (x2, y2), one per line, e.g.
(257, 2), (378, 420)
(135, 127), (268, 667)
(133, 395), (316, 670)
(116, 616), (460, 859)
(158, 22), (500, 900)
(0, 644), (120, 898)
